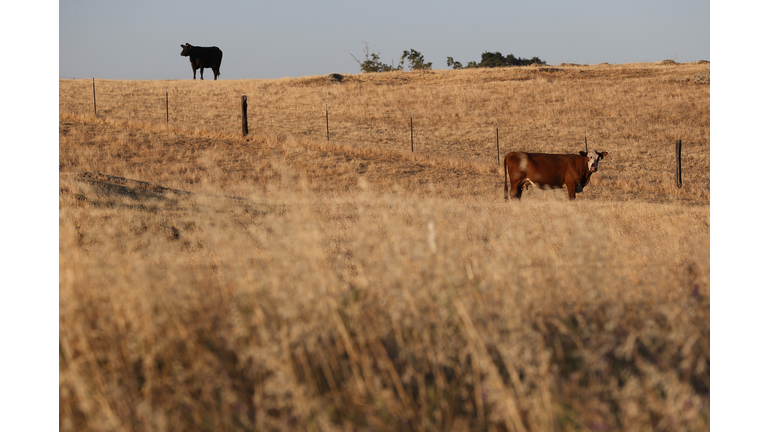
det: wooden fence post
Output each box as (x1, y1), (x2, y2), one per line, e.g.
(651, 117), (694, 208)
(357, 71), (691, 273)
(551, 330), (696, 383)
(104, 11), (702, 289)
(92, 78), (97, 116)
(675, 140), (682, 188)
(410, 112), (414, 152)
(496, 123), (500, 167)
(326, 104), (330, 141)
(241, 95), (248, 136)
(166, 88), (169, 123)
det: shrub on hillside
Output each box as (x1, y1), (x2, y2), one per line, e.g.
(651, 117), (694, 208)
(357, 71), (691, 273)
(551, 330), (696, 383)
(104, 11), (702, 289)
(345, 42), (404, 73)
(346, 43), (433, 73)
(448, 51), (546, 69)
(401, 49), (432, 71)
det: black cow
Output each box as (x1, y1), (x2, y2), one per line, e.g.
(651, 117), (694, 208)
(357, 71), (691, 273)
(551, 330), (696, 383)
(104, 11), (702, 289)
(180, 43), (223, 80)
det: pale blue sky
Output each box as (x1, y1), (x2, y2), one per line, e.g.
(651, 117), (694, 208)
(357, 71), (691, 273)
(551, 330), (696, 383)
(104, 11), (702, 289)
(60, 0), (710, 80)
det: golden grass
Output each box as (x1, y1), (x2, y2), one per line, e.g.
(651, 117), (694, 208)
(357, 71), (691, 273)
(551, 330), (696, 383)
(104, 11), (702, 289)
(60, 62), (709, 204)
(60, 62), (709, 431)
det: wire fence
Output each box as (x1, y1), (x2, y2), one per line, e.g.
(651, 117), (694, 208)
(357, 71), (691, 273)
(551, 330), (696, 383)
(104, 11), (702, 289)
(59, 76), (701, 182)
(58, 72), (714, 202)
(60, 78), (529, 167)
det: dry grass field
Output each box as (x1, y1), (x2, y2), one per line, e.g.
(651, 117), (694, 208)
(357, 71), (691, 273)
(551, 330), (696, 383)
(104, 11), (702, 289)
(59, 62), (709, 431)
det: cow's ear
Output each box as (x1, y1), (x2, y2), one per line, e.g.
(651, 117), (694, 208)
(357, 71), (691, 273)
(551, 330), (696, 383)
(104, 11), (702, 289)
(601, 151), (608, 158)
(579, 151), (587, 156)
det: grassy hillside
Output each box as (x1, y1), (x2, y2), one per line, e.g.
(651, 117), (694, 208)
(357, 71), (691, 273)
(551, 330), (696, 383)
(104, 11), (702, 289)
(60, 61), (709, 204)
(59, 62), (709, 431)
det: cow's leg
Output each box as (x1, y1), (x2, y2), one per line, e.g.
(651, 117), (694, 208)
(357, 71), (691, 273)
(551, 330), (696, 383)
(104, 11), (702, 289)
(516, 182), (525, 199)
(200, 68), (205, 80)
(509, 180), (524, 200)
(566, 183), (577, 200)
(504, 175), (509, 200)
(503, 159), (509, 200)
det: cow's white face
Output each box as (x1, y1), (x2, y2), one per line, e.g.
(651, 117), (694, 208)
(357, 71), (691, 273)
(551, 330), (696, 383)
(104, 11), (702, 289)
(586, 149), (608, 172)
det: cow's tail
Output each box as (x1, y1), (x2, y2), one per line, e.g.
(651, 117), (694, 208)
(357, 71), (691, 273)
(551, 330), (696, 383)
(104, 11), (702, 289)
(503, 156), (509, 200)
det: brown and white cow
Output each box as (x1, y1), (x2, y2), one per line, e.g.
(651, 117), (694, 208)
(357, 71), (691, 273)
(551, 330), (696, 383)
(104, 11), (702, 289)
(503, 149), (608, 200)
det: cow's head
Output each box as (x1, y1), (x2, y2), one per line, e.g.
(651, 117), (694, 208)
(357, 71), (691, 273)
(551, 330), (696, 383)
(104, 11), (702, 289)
(580, 149), (608, 172)
(180, 43), (192, 57)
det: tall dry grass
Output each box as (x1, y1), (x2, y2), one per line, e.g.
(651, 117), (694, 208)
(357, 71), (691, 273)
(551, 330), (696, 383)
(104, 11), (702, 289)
(60, 62), (709, 431)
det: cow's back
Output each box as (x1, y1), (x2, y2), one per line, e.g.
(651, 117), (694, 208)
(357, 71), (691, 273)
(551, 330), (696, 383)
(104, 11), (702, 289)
(507, 152), (585, 187)
(196, 46), (222, 62)
(526, 153), (574, 185)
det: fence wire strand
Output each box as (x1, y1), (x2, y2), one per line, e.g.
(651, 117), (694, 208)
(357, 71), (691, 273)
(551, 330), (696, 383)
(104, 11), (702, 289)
(61, 79), (523, 165)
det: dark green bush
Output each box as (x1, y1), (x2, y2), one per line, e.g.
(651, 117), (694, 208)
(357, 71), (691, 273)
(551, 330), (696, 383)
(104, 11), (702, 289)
(401, 49), (432, 71)
(447, 51), (546, 69)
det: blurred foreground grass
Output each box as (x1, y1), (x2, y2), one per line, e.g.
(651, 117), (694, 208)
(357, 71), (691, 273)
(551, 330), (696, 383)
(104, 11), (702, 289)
(60, 171), (708, 431)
